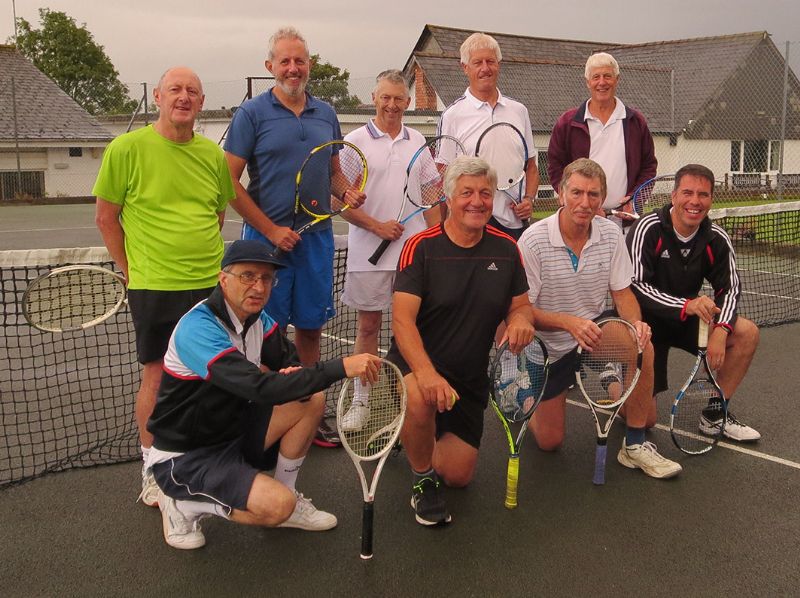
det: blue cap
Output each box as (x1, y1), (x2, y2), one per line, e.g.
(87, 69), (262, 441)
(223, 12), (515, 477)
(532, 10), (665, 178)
(221, 240), (286, 269)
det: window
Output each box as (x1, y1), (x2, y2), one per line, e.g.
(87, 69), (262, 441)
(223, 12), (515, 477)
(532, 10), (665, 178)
(537, 150), (554, 198)
(769, 140), (782, 171)
(68, 147), (83, 157)
(731, 140), (771, 173)
(0, 171), (45, 200)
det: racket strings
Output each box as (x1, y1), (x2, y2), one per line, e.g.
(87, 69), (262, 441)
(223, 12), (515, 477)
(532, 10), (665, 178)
(579, 321), (640, 408)
(26, 269), (124, 330)
(298, 143), (366, 219)
(673, 378), (724, 452)
(476, 125), (526, 191)
(340, 363), (403, 459)
(492, 342), (547, 422)
(406, 137), (465, 209)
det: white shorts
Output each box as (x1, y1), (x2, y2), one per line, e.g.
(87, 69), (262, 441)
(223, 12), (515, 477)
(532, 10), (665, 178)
(342, 270), (395, 311)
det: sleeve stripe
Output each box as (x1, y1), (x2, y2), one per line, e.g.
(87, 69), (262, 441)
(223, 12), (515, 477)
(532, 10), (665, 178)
(629, 214), (687, 309)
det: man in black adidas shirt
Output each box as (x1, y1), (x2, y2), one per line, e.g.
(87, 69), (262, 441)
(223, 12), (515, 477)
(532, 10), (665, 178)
(626, 163), (760, 441)
(387, 156), (535, 526)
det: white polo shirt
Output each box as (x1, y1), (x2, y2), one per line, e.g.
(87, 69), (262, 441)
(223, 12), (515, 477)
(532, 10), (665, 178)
(344, 120), (429, 272)
(438, 88), (536, 229)
(518, 210), (633, 360)
(586, 97), (628, 210)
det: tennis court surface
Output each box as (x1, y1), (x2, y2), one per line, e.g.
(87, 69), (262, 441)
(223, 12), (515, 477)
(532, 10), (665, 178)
(1, 203), (798, 596)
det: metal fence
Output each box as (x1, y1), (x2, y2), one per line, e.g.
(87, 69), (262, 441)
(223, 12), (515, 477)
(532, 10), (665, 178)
(1, 41), (798, 202)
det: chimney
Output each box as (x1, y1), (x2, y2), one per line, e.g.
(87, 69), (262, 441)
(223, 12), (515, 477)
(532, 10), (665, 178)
(414, 64), (437, 111)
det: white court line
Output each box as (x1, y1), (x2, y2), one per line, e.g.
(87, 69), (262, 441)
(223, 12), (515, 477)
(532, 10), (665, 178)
(4, 226), (97, 233)
(565, 398), (800, 471)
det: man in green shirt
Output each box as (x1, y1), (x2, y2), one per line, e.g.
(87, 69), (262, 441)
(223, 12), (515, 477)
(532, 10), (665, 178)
(94, 66), (236, 507)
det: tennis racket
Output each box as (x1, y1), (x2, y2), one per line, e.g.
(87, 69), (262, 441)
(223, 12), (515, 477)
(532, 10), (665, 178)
(489, 337), (549, 509)
(475, 121), (530, 227)
(575, 317), (643, 485)
(367, 135), (466, 266)
(605, 174), (676, 221)
(22, 265), (127, 333)
(337, 358), (407, 560)
(669, 319), (727, 455)
(292, 140), (368, 237)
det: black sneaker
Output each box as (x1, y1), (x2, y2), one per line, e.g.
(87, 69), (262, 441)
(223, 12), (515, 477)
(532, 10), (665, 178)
(312, 419), (341, 448)
(410, 474), (452, 526)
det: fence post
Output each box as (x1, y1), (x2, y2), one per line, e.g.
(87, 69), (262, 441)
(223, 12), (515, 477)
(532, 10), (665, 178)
(777, 41), (790, 202)
(11, 76), (23, 199)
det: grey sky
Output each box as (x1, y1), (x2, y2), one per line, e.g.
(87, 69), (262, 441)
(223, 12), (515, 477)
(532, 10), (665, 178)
(3, 0), (799, 109)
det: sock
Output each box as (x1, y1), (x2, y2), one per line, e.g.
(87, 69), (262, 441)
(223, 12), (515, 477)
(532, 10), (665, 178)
(353, 378), (369, 404)
(412, 467), (435, 485)
(274, 454), (305, 493)
(499, 350), (518, 384)
(176, 499), (229, 520)
(141, 445), (150, 462)
(625, 426), (646, 447)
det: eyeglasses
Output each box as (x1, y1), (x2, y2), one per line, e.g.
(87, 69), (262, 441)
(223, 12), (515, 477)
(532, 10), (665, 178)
(223, 270), (275, 287)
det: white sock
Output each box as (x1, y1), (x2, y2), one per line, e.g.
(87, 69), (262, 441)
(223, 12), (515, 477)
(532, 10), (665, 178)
(273, 453), (305, 493)
(141, 445), (151, 461)
(500, 351), (518, 384)
(176, 499), (229, 520)
(353, 378), (370, 405)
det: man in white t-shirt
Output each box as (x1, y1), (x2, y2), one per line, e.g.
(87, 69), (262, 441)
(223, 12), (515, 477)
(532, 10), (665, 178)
(438, 32), (539, 240)
(518, 158), (681, 480)
(339, 70), (439, 430)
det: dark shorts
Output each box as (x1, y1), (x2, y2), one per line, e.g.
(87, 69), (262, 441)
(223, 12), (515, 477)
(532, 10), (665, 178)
(649, 315), (702, 394)
(488, 216), (525, 241)
(540, 347), (580, 401)
(386, 345), (487, 449)
(128, 287), (215, 364)
(152, 406), (280, 512)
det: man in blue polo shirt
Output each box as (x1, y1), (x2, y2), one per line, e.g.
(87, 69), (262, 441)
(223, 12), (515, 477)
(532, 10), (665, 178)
(224, 27), (365, 445)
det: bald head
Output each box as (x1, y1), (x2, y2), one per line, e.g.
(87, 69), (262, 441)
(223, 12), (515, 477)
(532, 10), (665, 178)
(157, 66), (204, 95)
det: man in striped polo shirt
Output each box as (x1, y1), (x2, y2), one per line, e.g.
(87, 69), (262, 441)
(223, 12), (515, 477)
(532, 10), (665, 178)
(518, 158), (681, 479)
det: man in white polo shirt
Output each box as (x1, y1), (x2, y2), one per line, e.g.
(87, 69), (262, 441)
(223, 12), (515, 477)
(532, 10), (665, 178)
(518, 158), (680, 480)
(437, 32), (539, 240)
(339, 70), (439, 430)
(547, 52), (657, 226)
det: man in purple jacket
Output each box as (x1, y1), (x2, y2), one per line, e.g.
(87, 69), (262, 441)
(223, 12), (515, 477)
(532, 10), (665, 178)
(547, 52), (657, 226)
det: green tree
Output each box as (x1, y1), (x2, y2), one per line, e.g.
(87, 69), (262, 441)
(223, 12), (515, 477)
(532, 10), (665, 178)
(308, 54), (362, 110)
(13, 8), (138, 115)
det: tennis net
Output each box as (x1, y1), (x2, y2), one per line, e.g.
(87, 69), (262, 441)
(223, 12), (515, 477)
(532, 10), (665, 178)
(1, 203), (799, 488)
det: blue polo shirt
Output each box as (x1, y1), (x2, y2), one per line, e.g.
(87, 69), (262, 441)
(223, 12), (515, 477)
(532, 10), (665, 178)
(224, 90), (342, 236)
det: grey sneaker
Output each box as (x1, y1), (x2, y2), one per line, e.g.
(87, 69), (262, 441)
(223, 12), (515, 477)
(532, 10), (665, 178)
(158, 490), (206, 550)
(278, 491), (337, 531)
(617, 440), (682, 479)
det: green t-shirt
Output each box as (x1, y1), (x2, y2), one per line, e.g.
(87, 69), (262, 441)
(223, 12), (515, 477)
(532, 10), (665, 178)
(93, 126), (235, 290)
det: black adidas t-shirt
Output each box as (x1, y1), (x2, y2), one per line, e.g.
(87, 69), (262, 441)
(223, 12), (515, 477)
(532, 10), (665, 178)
(387, 224), (528, 402)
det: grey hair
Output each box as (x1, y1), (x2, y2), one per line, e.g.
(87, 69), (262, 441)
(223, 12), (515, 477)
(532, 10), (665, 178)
(560, 158), (608, 200)
(443, 156), (497, 198)
(459, 32), (502, 65)
(267, 27), (309, 61)
(585, 52), (620, 79)
(156, 67), (203, 94)
(372, 69), (409, 96)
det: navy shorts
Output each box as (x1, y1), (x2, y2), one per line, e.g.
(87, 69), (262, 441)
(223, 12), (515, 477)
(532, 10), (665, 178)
(649, 315), (703, 394)
(128, 287), (216, 364)
(540, 347), (580, 401)
(488, 216), (525, 241)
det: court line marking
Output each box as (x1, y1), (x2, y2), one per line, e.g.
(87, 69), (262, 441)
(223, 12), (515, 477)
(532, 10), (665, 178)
(3, 226), (97, 233)
(565, 398), (800, 471)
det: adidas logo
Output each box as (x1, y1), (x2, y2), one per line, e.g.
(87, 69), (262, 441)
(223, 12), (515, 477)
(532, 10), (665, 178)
(660, 250), (671, 258)
(487, 262), (499, 271)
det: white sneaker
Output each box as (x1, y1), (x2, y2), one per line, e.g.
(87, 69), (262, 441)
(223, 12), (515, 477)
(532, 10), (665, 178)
(278, 491), (337, 531)
(138, 467), (159, 507)
(158, 490), (206, 550)
(700, 411), (761, 442)
(340, 402), (370, 432)
(618, 440), (682, 479)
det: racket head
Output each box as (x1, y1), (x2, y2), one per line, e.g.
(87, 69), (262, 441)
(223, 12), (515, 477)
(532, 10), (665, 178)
(575, 318), (642, 409)
(336, 359), (407, 462)
(475, 122), (528, 192)
(670, 372), (726, 455)
(22, 265), (127, 333)
(404, 135), (466, 210)
(490, 338), (549, 423)
(295, 140), (367, 220)
(630, 174), (676, 216)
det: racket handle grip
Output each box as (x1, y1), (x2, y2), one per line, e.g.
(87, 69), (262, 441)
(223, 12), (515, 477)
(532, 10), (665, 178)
(360, 500), (374, 560)
(368, 240), (391, 266)
(505, 455), (520, 509)
(592, 443), (607, 486)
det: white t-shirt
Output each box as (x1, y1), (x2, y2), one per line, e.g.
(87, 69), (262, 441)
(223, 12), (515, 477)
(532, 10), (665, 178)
(586, 97), (628, 210)
(518, 210), (633, 360)
(344, 120), (429, 272)
(438, 88), (536, 229)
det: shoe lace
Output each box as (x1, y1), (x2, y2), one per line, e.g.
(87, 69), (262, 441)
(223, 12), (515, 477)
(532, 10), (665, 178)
(639, 440), (667, 461)
(725, 412), (744, 426)
(412, 476), (439, 494)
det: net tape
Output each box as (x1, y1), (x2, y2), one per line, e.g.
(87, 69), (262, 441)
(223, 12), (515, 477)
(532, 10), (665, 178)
(1, 203), (799, 487)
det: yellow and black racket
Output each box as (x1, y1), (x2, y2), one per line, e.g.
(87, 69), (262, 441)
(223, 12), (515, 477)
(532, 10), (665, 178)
(293, 140), (368, 237)
(489, 338), (549, 509)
